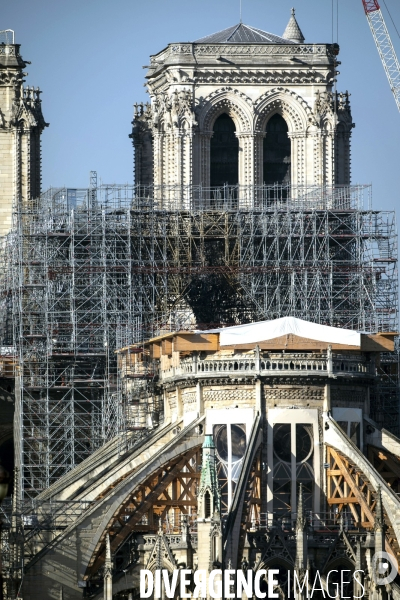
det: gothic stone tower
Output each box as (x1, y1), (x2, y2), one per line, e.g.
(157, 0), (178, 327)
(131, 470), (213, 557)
(128, 12), (363, 331)
(0, 32), (47, 237)
(132, 10), (353, 190)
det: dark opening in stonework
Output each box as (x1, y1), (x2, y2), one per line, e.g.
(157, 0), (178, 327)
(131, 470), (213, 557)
(210, 113), (238, 186)
(263, 114), (291, 185)
(205, 491), (211, 518)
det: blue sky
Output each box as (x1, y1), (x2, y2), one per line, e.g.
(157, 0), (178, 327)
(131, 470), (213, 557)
(2, 0), (400, 216)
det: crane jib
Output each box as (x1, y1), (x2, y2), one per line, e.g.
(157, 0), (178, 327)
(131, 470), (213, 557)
(362, 0), (380, 13)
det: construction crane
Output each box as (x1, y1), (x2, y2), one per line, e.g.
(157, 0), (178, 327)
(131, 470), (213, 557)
(361, 0), (400, 112)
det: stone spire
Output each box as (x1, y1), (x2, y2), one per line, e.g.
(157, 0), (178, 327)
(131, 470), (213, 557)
(0, 39), (48, 236)
(282, 8), (305, 43)
(198, 434), (220, 517)
(197, 434), (223, 582)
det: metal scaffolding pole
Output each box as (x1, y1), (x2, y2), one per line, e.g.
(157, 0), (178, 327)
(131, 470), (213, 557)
(0, 183), (397, 498)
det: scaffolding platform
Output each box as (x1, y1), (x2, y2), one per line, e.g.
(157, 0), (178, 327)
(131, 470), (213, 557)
(0, 183), (398, 498)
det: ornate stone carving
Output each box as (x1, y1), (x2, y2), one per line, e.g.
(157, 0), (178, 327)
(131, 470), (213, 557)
(9, 87), (47, 130)
(0, 69), (25, 86)
(153, 89), (196, 131)
(0, 46), (16, 56)
(195, 69), (329, 86)
(254, 87), (313, 132)
(191, 43), (334, 57)
(196, 87), (253, 134)
(314, 90), (353, 127)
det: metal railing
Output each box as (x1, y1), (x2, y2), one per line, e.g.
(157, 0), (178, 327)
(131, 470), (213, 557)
(0, 29), (14, 44)
(32, 184), (371, 213)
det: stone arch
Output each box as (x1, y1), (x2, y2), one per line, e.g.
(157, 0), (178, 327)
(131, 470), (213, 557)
(146, 555), (177, 574)
(257, 557), (293, 598)
(254, 88), (312, 133)
(196, 88), (253, 187)
(323, 557), (356, 598)
(254, 89), (313, 186)
(198, 88), (253, 134)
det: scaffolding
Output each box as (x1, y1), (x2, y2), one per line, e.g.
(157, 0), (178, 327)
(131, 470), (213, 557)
(1, 183), (398, 497)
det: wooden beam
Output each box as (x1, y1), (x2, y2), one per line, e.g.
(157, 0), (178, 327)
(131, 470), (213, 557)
(328, 497), (361, 504)
(162, 339), (173, 356)
(151, 500), (197, 507)
(151, 342), (161, 359)
(173, 333), (219, 352)
(87, 446), (200, 575)
(329, 448), (374, 524)
(361, 334), (396, 352)
(328, 447), (399, 571)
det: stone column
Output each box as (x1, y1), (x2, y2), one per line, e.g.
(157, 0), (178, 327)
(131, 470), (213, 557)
(196, 380), (203, 417)
(104, 533), (113, 600)
(200, 132), (212, 188)
(152, 131), (163, 191)
(253, 131), (265, 188)
(289, 132), (306, 188)
(236, 132), (254, 208)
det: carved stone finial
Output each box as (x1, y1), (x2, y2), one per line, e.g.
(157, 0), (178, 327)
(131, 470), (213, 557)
(158, 516), (163, 535)
(296, 483), (307, 531)
(105, 533), (111, 567)
(283, 7), (305, 43)
(104, 533), (113, 600)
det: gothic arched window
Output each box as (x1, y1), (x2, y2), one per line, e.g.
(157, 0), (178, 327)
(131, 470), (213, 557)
(273, 423), (314, 516)
(210, 113), (239, 187)
(263, 114), (291, 186)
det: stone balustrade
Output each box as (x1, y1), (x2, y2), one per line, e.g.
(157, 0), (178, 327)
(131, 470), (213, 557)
(159, 352), (374, 382)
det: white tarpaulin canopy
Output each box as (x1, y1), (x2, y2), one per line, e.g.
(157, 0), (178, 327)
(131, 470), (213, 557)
(202, 317), (361, 347)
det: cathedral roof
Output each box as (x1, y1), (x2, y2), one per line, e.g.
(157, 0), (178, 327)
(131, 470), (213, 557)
(282, 8), (305, 43)
(194, 22), (297, 45)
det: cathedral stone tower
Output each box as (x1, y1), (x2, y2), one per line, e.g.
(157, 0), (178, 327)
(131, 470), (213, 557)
(0, 31), (47, 236)
(5, 13), (399, 600)
(132, 10), (353, 191)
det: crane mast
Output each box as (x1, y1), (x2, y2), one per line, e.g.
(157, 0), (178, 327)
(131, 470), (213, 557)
(362, 0), (400, 112)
